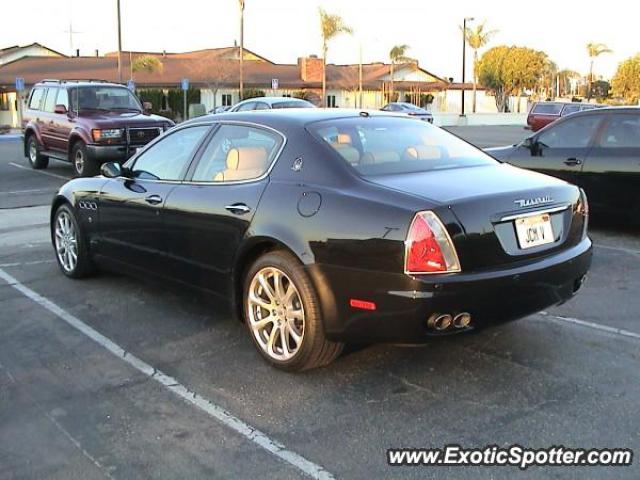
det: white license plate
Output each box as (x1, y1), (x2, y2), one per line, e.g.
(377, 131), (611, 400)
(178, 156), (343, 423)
(515, 214), (554, 249)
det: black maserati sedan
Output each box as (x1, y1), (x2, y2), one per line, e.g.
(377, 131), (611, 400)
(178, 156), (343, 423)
(487, 107), (640, 218)
(50, 109), (592, 371)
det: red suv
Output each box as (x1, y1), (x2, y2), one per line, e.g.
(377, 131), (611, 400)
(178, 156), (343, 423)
(527, 101), (602, 132)
(23, 80), (173, 176)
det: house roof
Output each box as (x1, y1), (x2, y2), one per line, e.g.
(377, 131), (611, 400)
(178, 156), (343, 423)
(0, 42), (66, 59)
(0, 52), (450, 91)
(103, 46), (274, 64)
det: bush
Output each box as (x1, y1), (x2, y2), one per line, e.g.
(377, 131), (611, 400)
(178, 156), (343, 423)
(167, 88), (201, 121)
(241, 88), (265, 100)
(136, 89), (164, 114)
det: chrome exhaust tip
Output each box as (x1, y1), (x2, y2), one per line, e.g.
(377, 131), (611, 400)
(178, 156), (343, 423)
(453, 312), (472, 329)
(427, 313), (453, 331)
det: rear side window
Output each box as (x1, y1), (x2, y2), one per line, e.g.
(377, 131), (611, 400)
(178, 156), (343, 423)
(561, 105), (581, 116)
(43, 88), (58, 113)
(192, 124), (282, 182)
(308, 116), (496, 176)
(532, 103), (563, 115)
(28, 88), (45, 110)
(599, 115), (640, 148)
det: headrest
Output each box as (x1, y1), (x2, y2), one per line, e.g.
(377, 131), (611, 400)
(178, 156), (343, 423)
(226, 147), (268, 170)
(336, 133), (352, 144)
(404, 145), (442, 161)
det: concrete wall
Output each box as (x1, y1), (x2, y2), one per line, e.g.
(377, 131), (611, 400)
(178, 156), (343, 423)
(432, 112), (527, 127)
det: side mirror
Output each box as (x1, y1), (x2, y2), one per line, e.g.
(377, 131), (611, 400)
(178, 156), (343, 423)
(143, 101), (153, 113)
(101, 162), (123, 178)
(54, 104), (68, 114)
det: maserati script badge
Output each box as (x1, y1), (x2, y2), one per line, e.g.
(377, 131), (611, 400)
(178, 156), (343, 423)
(514, 196), (553, 208)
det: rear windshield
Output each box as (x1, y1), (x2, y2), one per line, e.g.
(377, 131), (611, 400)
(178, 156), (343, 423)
(532, 103), (563, 115)
(308, 116), (497, 176)
(271, 100), (314, 109)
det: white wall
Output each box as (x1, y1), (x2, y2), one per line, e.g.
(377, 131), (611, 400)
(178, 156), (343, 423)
(0, 45), (61, 65)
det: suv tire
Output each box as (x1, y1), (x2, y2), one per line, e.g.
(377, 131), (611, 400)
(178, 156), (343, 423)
(72, 141), (99, 177)
(26, 134), (49, 169)
(243, 250), (344, 371)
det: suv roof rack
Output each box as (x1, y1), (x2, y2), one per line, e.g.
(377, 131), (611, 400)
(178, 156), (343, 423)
(40, 79), (112, 84)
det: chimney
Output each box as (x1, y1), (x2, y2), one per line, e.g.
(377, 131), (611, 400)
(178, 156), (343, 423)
(76, 49), (80, 57)
(298, 55), (323, 83)
(162, 50), (166, 57)
(95, 49), (99, 58)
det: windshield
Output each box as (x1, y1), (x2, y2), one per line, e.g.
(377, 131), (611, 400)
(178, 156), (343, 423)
(308, 116), (497, 176)
(70, 86), (142, 112)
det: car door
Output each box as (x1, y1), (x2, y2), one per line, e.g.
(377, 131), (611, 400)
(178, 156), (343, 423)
(39, 87), (58, 150)
(162, 122), (284, 294)
(580, 112), (640, 213)
(50, 88), (72, 152)
(507, 113), (604, 186)
(96, 124), (211, 275)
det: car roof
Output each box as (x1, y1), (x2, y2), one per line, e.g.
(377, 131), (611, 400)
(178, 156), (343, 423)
(562, 106), (640, 117)
(34, 80), (125, 89)
(236, 96), (311, 106)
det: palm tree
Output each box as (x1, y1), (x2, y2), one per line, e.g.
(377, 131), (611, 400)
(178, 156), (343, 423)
(319, 8), (352, 107)
(463, 21), (497, 112)
(586, 42), (612, 99)
(389, 44), (413, 102)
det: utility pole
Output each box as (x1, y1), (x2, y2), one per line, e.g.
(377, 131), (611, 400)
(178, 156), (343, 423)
(117, 0), (123, 83)
(461, 17), (474, 116)
(358, 44), (363, 108)
(239, 0), (245, 101)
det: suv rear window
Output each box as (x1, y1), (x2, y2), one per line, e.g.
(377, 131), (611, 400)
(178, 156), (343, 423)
(532, 103), (563, 115)
(308, 116), (496, 177)
(28, 88), (45, 110)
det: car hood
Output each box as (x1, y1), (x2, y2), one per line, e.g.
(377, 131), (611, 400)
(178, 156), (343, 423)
(78, 111), (170, 128)
(484, 145), (517, 161)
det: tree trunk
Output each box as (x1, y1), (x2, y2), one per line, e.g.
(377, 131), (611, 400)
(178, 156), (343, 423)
(587, 59), (594, 100)
(472, 50), (478, 113)
(390, 62), (394, 102)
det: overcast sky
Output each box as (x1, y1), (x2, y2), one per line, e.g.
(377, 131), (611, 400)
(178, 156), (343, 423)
(2, 0), (635, 80)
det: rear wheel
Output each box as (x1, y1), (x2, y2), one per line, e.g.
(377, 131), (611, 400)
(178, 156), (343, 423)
(27, 134), (49, 169)
(72, 141), (99, 177)
(53, 204), (94, 278)
(243, 250), (343, 371)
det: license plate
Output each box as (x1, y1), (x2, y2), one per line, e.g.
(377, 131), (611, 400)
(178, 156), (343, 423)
(515, 214), (554, 249)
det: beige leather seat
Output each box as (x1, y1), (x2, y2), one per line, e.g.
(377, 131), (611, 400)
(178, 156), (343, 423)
(360, 150), (401, 165)
(214, 146), (268, 182)
(403, 145), (442, 162)
(331, 133), (360, 165)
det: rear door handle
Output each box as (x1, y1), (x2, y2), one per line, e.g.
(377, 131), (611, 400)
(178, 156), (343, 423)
(564, 158), (582, 166)
(145, 194), (163, 205)
(225, 203), (251, 215)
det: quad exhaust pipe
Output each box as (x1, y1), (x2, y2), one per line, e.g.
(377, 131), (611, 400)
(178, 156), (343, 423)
(427, 312), (472, 331)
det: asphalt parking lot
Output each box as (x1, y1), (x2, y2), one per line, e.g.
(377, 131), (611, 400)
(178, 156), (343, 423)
(1, 127), (639, 480)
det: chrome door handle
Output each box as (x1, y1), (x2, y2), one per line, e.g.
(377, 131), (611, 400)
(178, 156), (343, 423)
(225, 203), (251, 215)
(144, 194), (163, 205)
(564, 158), (582, 166)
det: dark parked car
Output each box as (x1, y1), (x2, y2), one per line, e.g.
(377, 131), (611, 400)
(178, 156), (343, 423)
(527, 101), (602, 131)
(23, 79), (173, 177)
(381, 102), (433, 123)
(488, 107), (640, 217)
(227, 96), (316, 112)
(50, 109), (591, 371)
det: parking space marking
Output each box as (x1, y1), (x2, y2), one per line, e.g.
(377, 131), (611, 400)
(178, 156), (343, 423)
(0, 189), (54, 196)
(0, 259), (55, 268)
(0, 268), (334, 480)
(539, 311), (640, 341)
(9, 162), (70, 181)
(594, 243), (640, 257)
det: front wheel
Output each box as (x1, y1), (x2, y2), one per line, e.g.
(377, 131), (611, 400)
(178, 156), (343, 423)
(52, 204), (94, 278)
(71, 141), (99, 177)
(244, 250), (344, 371)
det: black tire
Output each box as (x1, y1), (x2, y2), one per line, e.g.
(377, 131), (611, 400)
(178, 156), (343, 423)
(71, 141), (99, 177)
(26, 134), (49, 169)
(52, 203), (95, 279)
(243, 250), (344, 371)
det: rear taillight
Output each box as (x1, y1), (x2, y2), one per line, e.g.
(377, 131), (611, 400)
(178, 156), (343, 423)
(577, 188), (589, 238)
(404, 211), (461, 275)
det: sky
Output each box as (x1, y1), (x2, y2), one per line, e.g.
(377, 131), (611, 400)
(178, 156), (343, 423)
(2, 0), (637, 80)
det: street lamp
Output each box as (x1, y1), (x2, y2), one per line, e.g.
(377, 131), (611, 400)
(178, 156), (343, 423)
(461, 16), (474, 116)
(238, 0), (245, 101)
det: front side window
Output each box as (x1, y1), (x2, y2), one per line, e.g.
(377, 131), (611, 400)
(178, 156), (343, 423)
(29, 88), (45, 110)
(43, 88), (58, 113)
(308, 116), (497, 176)
(57, 89), (69, 110)
(236, 101), (257, 112)
(131, 126), (209, 181)
(561, 104), (581, 116)
(599, 115), (640, 148)
(192, 124), (282, 182)
(537, 115), (602, 149)
(254, 102), (270, 110)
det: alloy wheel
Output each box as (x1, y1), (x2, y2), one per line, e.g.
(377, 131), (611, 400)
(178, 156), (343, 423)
(54, 211), (78, 273)
(247, 267), (305, 361)
(74, 149), (85, 175)
(29, 139), (37, 164)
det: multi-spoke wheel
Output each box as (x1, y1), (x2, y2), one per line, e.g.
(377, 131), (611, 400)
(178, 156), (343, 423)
(244, 251), (344, 371)
(52, 204), (94, 278)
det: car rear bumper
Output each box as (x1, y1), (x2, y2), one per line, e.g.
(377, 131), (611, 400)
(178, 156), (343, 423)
(309, 237), (592, 343)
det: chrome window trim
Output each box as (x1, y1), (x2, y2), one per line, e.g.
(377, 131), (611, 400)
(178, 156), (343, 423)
(113, 120), (287, 187)
(499, 204), (570, 222)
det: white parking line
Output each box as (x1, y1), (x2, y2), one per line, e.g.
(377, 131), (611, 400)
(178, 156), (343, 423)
(594, 243), (640, 257)
(0, 259), (55, 268)
(0, 267), (334, 480)
(0, 189), (53, 196)
(9, 162), (70, 181)
(539, 311), (640, 340)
